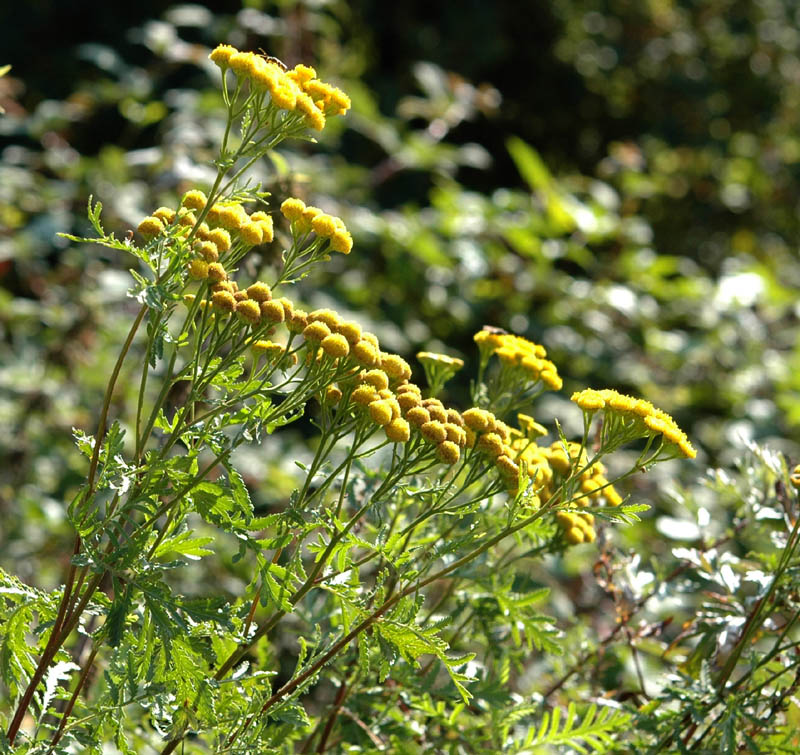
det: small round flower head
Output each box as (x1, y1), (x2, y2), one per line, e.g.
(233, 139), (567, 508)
(311, 213), (339, 238)
(330, 229), (353, 254)
(281, 197), (307, 222)
(188, 258), (209, 279)
(445, 423), (466, 446)
(236, 299), (261, 325)
(247, 282), (272, 302)
(211, 281), (235, 295)
(326, 86), (351, 116)
(335, 320), (362, 345)
(385, 417), (411, 443)
(462, 408), (492, 433)
(209, 44), (238, 68)
(437, 441), (460, 465)
(287, 309), (309, 333)
(791, 465), (800, 490)
(229, 51), (253, 77)
(194, 240), (219, 262)
(212, 290), (236, 313)
(446, 409), (464, 427)
(352, 339), (379, 367)
(381, 353), (412, 382)
(496, 454), (520, 481)
(250, 211), (274, 243)
(234, 291), (249, 303)
(564, 527), (586, 545)
(289, 64), (317, 85)
(240, 221), (264, 246)
(368, 400), (393, 426)
(304, 79), (332, 102)
(420, 420), (447, 445)
(207, 228), (231, 253)
(138, 216), (165, 239)
(361, 332), (380, 349)
(177, 209), (197, 228)
(397, 391), (421, 411)
(325, 385), (343, 404)
(352, 385), (379, 406)
(195, 222), (211, 240)
(406, 407), (431, 427)
(207, 262), (227, 282)
(271, 84), (297, 111)
(252, 59), (279, 91)
(321, 333), (350, 359)
(427, 405), (448, 423)
(309, 309), (342, 329)
(477, 432), (505, 458)
(360, 369), (389, 391)
(302, 321), (332, 342)
(303, 104), (326, 131)
(276, 297), (294, 320)
(257, 301), (283, 324)
(296, 205), (323, 234)
(182, 190), (207, 211)
(219, 204), (247, 231)
(152, 207), (176, 225)
(206, 204), (223, 225)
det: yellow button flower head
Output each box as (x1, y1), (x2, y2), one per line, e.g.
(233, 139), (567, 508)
(397, 391), (421, 411)
(311, 213), (339, 238)
(209, 44), (238, 68)
(421, 421), (447, 444)
(437, 440), (460, 465)
(462, 408), (493, 433)
(288, 64), (317, 85)
(250, 211), (274, 243)
(260, 301), (285, 323)
(405, 407), (430, 427)
(309, 309), (342, 329)
(380, 353), (412, 382)
(236, 299), (261, 325)
(207, 228), (231, 252)
(477, 432), (505, 458)
(302, 321), (332, 342)
(194, 240), (219, 262)
(212, 290), (236, 313)
(352, 339), (379, 367)
(321, 333), (350, 359)
(271, 84), (297, 111)
(790, 465), (800, 489)
(182, 190), (207, 211)
(247, 281), (272, 302)
(153, 207), (176, 224)
(219, 204), (247, 231)
(517, 413), (548, 439)
(330, 229), (353, 254)
(352, 385), (380, 406)
(325, 385), (343, 404)
(138, 216), (165, 239)
(207, 262), (227, 282)
(360, 369), (390, 391)
(240, 221), (264, 246)
(281, 197), (306, 222)
(368, 400), (393, 426)
(188, 258), (209, 279)
(336, 321), (362, 345)
(385, 417), (411, 443)
(229, 51), (253, 77)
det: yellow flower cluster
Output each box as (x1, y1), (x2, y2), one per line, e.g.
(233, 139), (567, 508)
(137, 191), (275, 282)
(556, 511), (596, 545)
(280, 197), (353, 254)
(209, 44), (351, 131)
(570, 388), (696, 459)
(474, 329), (562, 391)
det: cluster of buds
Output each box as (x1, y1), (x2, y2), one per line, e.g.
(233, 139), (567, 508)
(474, 329), (562, 392)
(209, 44), (350, 131)
(281, 198), (353, 254)
(571, 388), (696, 459)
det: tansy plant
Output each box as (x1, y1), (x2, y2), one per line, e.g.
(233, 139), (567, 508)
(0, 44), (695, 753)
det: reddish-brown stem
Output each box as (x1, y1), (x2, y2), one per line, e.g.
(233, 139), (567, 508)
(48, 645), (100, 751)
